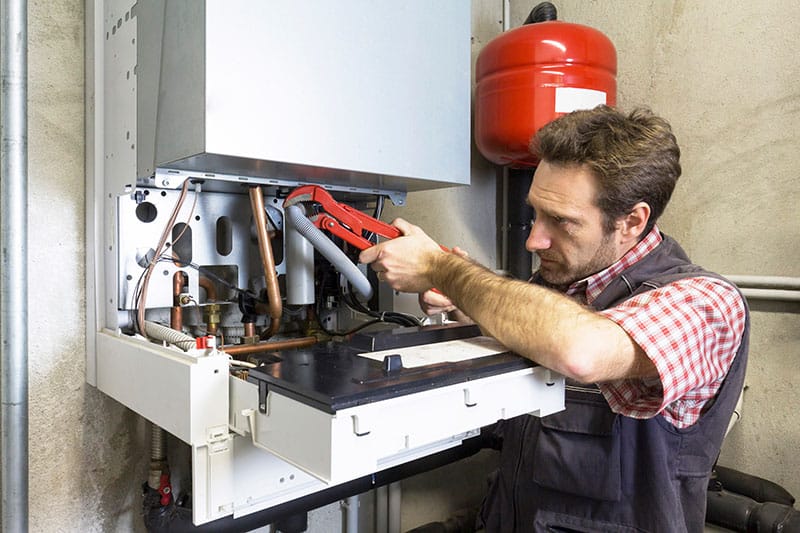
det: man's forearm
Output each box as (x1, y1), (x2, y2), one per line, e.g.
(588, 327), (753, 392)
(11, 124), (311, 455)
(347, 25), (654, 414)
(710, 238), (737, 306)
(427, 253), (649, 382)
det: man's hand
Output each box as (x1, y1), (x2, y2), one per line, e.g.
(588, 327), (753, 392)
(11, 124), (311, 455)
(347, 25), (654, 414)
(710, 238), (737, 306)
(358, 218), (445, 293)
(418, 246), (470, 315)
(419, 289), (457, 315)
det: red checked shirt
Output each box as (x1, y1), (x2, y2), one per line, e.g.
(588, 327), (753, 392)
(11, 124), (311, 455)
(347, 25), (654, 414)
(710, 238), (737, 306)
(564, 227), (746, 429)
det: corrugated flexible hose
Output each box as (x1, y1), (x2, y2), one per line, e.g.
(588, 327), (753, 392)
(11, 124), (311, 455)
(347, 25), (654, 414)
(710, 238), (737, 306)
(285, 204), (373, 300)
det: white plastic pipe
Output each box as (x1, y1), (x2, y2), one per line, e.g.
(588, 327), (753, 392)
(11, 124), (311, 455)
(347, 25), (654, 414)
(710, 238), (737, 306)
(725, 275), (800, 291)
(738, 288), (800, 302)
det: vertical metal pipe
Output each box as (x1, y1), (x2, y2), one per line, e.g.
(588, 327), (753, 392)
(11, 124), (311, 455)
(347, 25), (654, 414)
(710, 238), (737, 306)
(1, 0), (29, 530)
(249, 186), (283, 338)
(388, 481), (402, 533)
(506, 168), (535, 280)
(344, 495), (359, 533)
(375, 485), (388, 533)
(499, 0), (510, 273)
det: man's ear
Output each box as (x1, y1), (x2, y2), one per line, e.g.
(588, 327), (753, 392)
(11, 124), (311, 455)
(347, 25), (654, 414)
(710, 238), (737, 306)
(618, 202), (651, 241)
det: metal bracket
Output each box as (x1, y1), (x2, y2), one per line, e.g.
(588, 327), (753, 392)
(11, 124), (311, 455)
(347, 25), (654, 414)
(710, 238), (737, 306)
(258, 380), (269, 414)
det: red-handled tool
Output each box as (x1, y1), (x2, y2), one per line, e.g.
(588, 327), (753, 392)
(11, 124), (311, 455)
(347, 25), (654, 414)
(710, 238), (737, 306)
(283, 185), (402, 250)
(284, 185), (451, 295)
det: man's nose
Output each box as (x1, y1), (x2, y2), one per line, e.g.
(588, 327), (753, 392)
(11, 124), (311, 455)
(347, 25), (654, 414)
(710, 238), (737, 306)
(525, 220), (550, 252)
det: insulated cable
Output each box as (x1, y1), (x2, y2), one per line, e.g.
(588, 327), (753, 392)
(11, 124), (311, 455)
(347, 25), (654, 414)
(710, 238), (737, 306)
(135, 179), (193, 336)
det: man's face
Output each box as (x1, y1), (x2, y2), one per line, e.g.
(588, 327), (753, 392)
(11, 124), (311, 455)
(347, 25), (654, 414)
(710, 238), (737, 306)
(526, 161), (623, 288)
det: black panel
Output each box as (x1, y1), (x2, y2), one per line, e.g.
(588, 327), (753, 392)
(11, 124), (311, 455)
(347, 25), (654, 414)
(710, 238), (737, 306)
(247, 324), (533, 414)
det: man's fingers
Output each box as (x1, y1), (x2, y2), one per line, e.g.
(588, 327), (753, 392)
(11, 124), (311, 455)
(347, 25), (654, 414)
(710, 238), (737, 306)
(391, 217), (416, 236)
(419, 289), (453, 308)
(358, 245), (379, 265)
(419, 290), (455, 315)
(451, 246), (469, 259)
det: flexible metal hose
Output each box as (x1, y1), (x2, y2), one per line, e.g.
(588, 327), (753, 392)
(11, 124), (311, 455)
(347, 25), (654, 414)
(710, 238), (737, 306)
(144, 321), (196, 352)
(148, 424), (166, 490)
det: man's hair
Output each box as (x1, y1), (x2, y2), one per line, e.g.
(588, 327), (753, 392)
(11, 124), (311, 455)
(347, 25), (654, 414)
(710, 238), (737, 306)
(530, 105), (681, 236)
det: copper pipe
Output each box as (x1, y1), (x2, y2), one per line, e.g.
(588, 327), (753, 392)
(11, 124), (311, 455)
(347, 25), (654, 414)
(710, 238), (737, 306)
(221, 336), (317, 357)
(249, 186), (282, 338)
(198, 276), (218, 302)
(171, 271), (187, 331)
(170, 309), (183, 332)
(243, 322), (256, 339)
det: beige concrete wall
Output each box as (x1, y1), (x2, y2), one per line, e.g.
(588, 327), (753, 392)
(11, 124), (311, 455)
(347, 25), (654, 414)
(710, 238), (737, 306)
(24, 0), (798, 531)
(28, 0), (148, 531)
(28, 2), (279, 530)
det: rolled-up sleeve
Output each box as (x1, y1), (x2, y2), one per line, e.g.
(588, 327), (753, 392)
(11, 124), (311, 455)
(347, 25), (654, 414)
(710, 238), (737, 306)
(597, 277), (746, 428)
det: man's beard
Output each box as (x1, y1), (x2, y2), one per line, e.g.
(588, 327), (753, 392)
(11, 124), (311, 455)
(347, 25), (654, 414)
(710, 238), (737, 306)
(535, 231), (617, 290)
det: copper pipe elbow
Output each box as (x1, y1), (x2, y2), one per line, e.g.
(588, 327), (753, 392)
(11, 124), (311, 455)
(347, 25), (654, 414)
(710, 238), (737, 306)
(198, 276), (218, 302)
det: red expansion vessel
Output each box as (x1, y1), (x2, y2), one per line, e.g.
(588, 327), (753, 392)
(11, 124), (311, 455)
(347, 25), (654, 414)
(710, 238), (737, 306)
(475, 20), (617, 167)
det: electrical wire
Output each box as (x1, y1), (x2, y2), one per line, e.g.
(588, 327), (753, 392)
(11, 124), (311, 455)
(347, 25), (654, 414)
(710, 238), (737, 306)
(343, 289), (421, 327)
(313, 267), (380, 336)
(312, 258), (422, 337)
(169, 184), (199, 251)
(316, 316), (384, 337)
(170, 258), (246, 295)
(373, 194), (384, 220)
(229, 358), (257, 369)
(363, 194), (385, 243)
(135, 179), (192, 336)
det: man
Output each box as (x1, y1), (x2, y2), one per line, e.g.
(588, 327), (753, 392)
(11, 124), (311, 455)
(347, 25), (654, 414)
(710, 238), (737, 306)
(359, 106), (748, 532)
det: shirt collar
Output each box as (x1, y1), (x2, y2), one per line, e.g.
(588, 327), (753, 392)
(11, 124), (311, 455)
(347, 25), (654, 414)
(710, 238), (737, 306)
(565, 226), (663, 304)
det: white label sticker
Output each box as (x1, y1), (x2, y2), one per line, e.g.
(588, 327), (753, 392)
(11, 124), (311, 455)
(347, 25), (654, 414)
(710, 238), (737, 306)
(359, 336), (508, 369)
(555, 87), (607, 113)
